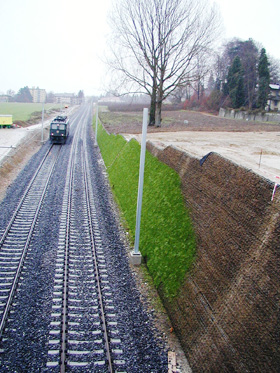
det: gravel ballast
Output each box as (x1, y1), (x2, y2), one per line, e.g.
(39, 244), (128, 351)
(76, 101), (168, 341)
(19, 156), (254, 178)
(0, 105), (173, 372)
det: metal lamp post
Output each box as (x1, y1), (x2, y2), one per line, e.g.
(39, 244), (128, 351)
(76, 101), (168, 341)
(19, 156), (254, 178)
(130, 107), (148, 265)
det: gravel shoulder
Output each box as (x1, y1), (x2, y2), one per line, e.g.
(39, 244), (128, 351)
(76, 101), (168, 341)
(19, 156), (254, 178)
(0, 127), (44, 202)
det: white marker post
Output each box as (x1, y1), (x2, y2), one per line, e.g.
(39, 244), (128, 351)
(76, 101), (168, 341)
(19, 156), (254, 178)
(130, 108), (148, 265)
(94, 104), (98, 147)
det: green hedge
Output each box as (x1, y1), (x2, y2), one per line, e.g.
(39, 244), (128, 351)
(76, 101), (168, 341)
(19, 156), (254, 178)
(96, 121), (196, 297)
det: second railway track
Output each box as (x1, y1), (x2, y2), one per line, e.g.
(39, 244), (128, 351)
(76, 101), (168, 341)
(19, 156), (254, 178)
(0, 144), (62, 337)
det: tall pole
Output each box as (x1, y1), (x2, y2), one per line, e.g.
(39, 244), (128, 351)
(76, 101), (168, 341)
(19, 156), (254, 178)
(134, 108), (148, 255)
(94, 104), (98, 146)
(41, 102), (45, 143)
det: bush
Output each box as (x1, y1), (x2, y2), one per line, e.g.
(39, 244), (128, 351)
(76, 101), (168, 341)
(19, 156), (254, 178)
(205, 90), (223, 112)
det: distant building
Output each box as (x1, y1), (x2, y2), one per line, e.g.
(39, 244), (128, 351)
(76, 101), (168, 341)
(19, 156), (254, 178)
(54, 93), (82, 105)
(29, 87), (46, 103)
(0, 95), (9, 103)
(267, 84), (280, 111)
(99, 96), (124, 104)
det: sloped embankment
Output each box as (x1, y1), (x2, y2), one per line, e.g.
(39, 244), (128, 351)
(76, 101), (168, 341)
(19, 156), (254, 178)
(147, 142), (280, 372)
(96, 125), (196, 298)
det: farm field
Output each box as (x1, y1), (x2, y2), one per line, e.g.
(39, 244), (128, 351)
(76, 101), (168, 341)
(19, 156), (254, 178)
(0, 103), (60, 122)
(99, 108), (280, 183)
(99, 107), (280, 133)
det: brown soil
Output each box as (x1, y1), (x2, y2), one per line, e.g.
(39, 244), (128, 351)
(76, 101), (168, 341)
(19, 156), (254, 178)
(147, 142), (280, 372)
(13, 110), (60, 128)
(0, 128), (43, 202)
(99, 109), (280, 134)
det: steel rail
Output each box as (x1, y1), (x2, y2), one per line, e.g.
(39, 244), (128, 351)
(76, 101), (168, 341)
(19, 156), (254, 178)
(59, 104), (115, 372)
(83, 150), (114, 373)
(59, 109), (84, 373)
(59, 156), (73, 373)
(0, 145), (62, 337)
(0, 144), (54, 247)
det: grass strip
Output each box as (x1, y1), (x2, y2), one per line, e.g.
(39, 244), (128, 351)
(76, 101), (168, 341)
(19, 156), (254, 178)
(96, 120), (196, 297)
(0, 103), (60, 121)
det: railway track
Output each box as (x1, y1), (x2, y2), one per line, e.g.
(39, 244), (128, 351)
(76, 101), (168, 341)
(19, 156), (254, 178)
(0, 104), (167, 372)
(0, 144), (61, 337)
(44, 109), (125, 372)
(0, 109), (126, 371)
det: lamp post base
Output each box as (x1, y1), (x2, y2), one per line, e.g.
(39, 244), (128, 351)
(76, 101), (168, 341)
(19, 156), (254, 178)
(129, 251), (142, 266)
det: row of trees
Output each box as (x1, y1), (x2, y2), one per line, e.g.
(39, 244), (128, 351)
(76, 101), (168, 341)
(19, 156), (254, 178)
(107, 0), (279, 124)
(7, 86), (33, 103)
(4, 88), (85, 103)
(207, 39), (276, 111)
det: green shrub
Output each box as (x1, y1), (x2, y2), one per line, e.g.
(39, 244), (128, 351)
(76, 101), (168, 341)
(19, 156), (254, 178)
(96, 121), (196, 297)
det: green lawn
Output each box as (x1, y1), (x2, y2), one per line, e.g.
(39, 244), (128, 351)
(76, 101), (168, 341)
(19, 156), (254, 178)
(0, 103), (60, 121)
(96, 118), (196, 297)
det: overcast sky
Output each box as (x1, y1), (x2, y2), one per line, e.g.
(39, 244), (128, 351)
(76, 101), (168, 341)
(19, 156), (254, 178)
(0, 0), (279, 97)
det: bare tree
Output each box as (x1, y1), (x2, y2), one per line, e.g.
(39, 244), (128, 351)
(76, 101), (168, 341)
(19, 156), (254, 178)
(189, 52), (212, 101)
(268, 55), (280, 83)
(170, 86), (186, 104)
(107, 0), (221, 126)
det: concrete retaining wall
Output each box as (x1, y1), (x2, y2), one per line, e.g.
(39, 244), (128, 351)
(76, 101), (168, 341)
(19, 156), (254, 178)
(147, 142), (280, 372)
(219, 107), (280, 123)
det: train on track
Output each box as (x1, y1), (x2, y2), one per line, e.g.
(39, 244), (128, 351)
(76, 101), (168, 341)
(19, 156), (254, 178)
(49, 115), (69, 144)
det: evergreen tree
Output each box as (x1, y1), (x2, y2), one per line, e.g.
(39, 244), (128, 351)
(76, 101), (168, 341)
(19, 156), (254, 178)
(227, 56), (245, 108)
(241, 39), (258, 109)
(77, 90), (84, 99)
(257, 48), (270, 109)
(77, 90), (85, 104)
(46, 92), (55, 103)
(223, 39), (257, 108)
(15, 86), (33, 103)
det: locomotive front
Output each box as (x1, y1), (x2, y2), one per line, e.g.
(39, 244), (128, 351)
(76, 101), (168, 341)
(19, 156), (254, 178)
(50, 116), (69, 144)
